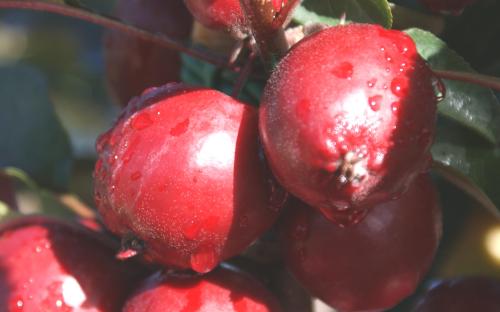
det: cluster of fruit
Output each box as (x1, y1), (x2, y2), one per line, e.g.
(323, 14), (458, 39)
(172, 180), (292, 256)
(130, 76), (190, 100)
(0, 0), (499, 311)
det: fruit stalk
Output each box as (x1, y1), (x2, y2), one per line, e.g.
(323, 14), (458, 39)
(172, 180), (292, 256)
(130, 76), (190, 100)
(232, 51), (257, 97)
(0, 0), (228, 68)
(239, 0), (288, 68)
(434, 69), (500, 92)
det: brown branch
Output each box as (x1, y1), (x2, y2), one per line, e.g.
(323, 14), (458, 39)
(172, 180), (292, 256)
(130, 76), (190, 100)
(272, 0), (301, 29)
(434, 69), (500, 92)
(240, 0), (288, 68)
(0, 0), (230, 68)
(232, 51), (257, 98)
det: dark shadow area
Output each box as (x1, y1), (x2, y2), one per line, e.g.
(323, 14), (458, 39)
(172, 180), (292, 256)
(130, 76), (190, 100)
(46, 219), (149, 311)
(224, 105), (286, 262)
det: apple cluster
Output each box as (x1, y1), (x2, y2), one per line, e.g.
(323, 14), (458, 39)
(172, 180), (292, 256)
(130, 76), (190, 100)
(0, 0), (498, 311)
(97, 0), (443, 310)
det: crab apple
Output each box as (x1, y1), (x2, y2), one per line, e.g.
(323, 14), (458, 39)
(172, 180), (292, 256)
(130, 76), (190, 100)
(104, 0), (193, 106)
(259, 23), (439, 225)
(183, 0), (287, 34)
(183, 0), (244, 33)
(412, 277), (500, 312)
(283, 175), (442, 312)
(123, 265), (283, 311)
(94, 83), (287, 274)
(0, 216), (147, 311)
(418, 0), (478, 15)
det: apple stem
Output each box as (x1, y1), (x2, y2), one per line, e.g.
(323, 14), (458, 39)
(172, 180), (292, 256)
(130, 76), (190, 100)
(434, 70), (500, 92)
(240, 0), (289, 69)
(272, 0), (302, 29)
(232, 51), (257, 98)
(116, 235), (145, 260)
(0, 0), (232, 69)
(56, 193), (99, 220)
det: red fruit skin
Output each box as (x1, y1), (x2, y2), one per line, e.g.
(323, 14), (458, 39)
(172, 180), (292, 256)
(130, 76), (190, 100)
(94, 84), (286, 273)
(123, 266), (283, 312)
(283, 175), (442, 312)
(104, 0), (193, 106)
(0, 216), (146, 312)
(412, 277), (500, 312)
(183, 0), (244, 32)
(259, 23), (438, 224)
(419, 0), (477, 15)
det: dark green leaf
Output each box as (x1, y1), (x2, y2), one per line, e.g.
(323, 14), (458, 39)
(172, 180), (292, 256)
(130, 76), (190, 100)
(293, 0), (392, 28)
(432, 118), (500, 217)
(406, 28), (500, 144)
(181, 54), (265, 106)
(0, 65), (73, 191)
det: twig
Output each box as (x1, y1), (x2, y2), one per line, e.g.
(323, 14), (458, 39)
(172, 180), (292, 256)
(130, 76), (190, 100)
(0, 0), (230, 68)
(240, 0), (288, 69)
(434, 70), (500, 92)
(57, 193), (99, 220)
(232, 51), (257, 98)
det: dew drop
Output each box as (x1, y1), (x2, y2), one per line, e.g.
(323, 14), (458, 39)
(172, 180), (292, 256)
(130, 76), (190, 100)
(385, 52), (393, 63)
(181, 282), (202, 312)
(391, 102), (400, 114)
(431, 76), (446, 102)
(190, 245), (218, 273)
(130, 171), (142, 181)
(109, 154), (118, 165)
(183, 222), (202, 240)
(13, 298), (24, 310)
(170, 119), (190, 136)
(331, 61), (354, 79)
(367, 79), (377, 88)
(130, 112), (154, 130)
(390, 77), (408, 97)
(368, 95), (383, 111)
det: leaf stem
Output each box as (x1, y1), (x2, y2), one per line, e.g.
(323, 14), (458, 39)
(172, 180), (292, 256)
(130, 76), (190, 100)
(434, 70), (500, 92)
(0, 0), (230, 68)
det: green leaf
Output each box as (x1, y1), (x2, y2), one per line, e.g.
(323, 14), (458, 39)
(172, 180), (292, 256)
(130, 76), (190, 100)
(181, 54), (265, 106)
(0, 65), (73, 191)
(293, 0), (392, 28)
(432, 118), (500, 217)
(3, 167), (76, 219)
(406, 28), (500, 145)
